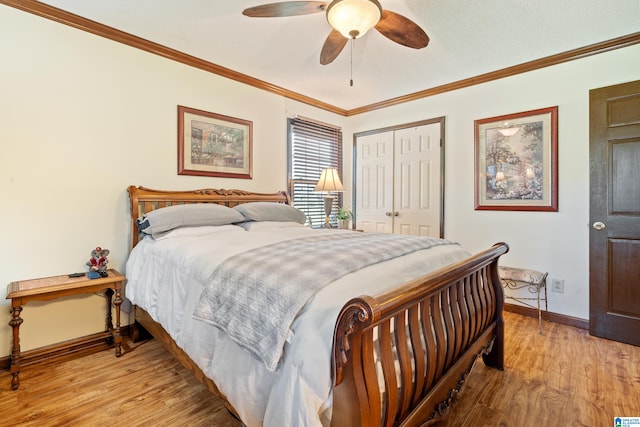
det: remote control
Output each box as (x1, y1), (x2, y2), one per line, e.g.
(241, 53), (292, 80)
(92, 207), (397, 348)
(68, 272), (85, 278)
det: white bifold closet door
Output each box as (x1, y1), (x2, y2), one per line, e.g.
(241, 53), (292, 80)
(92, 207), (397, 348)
(356, 122), (441, 237)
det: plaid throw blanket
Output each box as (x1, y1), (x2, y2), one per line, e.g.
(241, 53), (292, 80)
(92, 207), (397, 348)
(192, 232), (457, 371)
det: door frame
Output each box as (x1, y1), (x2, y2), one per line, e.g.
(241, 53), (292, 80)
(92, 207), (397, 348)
(352, 116), (446, 238)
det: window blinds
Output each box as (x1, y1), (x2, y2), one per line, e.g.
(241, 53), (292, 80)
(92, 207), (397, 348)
(287, 117), (343, 228)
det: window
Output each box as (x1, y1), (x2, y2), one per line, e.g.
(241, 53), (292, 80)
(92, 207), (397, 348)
(287, 117), (343, 228)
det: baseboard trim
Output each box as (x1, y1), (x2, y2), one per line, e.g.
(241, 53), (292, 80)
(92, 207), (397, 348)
(504, 303), (589, 330)
(0, 325), (130, 372)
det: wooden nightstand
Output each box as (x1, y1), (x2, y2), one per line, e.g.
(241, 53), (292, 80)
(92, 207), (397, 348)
(6, 269), (125, 390)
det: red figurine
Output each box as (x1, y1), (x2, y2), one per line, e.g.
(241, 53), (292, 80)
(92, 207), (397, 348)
(87, 246), (109, 278)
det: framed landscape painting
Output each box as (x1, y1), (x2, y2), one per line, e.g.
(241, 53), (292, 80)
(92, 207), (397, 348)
(178, 105), (253, 179)
(474, 106), (558, 211)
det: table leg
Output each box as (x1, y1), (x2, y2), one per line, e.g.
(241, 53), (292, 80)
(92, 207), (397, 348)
(104, 288), (114, 334)
(537, 287), (543, 335)
(9, 304), (23, 390)
(113, 285), (123, 357)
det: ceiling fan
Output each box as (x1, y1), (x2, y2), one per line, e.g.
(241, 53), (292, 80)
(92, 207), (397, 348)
(242, 0), (430, 65)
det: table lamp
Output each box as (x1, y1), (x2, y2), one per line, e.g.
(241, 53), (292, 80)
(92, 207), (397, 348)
(314, 167), (344, 228)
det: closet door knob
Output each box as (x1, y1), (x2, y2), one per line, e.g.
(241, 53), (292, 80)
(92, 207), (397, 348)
(592, 221), (605, 231)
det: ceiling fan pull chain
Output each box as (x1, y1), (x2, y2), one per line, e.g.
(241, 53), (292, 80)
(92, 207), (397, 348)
(350, 37), (354, 87)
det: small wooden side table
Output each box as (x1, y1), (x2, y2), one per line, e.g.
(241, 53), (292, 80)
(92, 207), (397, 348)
(6, 269), (125, 390)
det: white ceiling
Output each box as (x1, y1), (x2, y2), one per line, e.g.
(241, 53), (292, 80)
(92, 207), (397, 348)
(36, 0), (640, 111)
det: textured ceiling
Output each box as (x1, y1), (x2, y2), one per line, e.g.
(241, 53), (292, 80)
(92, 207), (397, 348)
(32, 0), (640, 111)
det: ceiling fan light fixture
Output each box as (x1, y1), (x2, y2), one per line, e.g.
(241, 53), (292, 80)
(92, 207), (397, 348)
(326, 0), (382, 39)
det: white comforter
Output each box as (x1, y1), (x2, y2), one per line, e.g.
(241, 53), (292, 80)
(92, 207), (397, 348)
(125, 222), (470, 427)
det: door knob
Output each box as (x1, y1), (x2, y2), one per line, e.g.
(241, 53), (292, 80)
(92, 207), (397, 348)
(385, 211), (392, 217)
(393, 211), (399, 216)
(592, 221), (606, 231)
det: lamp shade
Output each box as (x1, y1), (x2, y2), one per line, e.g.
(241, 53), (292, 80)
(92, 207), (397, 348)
(315, 167), (345, 192)
(326, 0), (382, 39)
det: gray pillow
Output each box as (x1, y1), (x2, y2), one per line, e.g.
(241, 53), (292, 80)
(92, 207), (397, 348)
(137, 203), (245, 238)
(234, 202), (307, 224)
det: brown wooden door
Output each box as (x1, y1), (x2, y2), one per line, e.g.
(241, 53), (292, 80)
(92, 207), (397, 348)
(589, 79), (640, 346)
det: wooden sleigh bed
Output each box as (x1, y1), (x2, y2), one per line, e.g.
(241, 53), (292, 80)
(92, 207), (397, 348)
(127, 185), (508, 427)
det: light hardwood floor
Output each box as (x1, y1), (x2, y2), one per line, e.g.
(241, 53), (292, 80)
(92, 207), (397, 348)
(1, 312), (639, 426)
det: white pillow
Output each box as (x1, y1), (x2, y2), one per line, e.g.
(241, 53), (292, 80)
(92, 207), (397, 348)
(237, 221), (307, 231)
(153, 224), (244, 240)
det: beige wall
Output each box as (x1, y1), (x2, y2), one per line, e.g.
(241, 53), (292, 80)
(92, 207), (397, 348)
(1, 3), (639, 357)
(0, 5), (345, 355)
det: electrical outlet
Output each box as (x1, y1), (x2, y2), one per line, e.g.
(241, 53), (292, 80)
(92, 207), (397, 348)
(551, 278), (564, 293)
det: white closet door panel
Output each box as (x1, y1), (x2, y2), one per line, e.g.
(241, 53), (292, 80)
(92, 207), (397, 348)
(356, 132), (393, 233)
(393, 124), (440, 236)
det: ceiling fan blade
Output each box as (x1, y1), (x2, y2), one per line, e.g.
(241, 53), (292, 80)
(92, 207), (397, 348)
(243, 1), (327, 17)
(320, 29), (348, 65)
(375, 10), (429, 49)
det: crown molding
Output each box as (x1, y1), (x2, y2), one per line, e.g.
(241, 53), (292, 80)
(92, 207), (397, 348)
(2, 0), (639, 117)
(0, 0), (348, 115)
(347, 31), (640, 116)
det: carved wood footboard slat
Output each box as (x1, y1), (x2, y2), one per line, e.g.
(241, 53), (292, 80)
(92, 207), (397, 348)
(331, 242), (508, 426)
(127, 186), (508, 427)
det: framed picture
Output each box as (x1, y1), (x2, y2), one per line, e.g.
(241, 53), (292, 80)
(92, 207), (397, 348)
(178, 105), (252, 179)
(475, 106), (558, 211)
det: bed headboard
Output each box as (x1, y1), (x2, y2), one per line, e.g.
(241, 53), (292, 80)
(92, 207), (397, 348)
(127, 186), (291, 248)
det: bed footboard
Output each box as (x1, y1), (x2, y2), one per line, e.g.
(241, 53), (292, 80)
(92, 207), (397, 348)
(331, 242), (508, 427)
